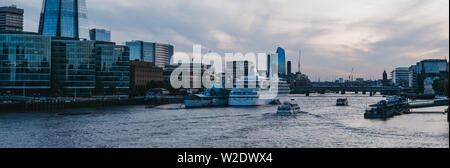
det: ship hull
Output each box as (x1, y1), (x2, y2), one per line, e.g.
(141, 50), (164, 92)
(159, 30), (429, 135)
(184, 98), (227, 108)
(228, 97), (273, 106)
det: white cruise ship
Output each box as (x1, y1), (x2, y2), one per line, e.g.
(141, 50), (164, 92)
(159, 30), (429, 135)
(228, 76), (291, 106)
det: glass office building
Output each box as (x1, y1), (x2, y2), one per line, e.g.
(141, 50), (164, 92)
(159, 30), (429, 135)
(125, 41), (155, 62)
(51, 38), (95, 97)
(154, 43), (173, 68)
(90, 29), (111, 42)
(0, 33), (51, 95)
(94, 42), (130, 95)
(392, 67), (410, 87)
(276, 47), (286, 75)
(39, 0), (89, 39)
(126, 41), (173, 68)
(416, 59), (449, 93)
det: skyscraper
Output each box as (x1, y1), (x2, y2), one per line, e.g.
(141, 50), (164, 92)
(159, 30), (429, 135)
(408, 65), (417, 88)
(38, 0), (89, 39)
(0, 6), (24, 32)
(287, 61), (292, 75)
(382, 70), (389, 86)
(276, 47), (286, 75)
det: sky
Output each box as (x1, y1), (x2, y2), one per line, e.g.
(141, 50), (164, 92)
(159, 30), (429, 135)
(2, 0), (449, 81)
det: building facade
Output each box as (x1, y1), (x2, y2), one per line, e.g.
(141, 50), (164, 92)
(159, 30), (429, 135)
(126, 41), (155, 62)
(94, 42), (130, 95)
(0, 32), (51, 96)
(276, 47), (286, 75)
(392, 67), (409, 87)
(0, 6), (24, 32)
(51, 38), (95, 97)
(130, 60), (163, 89)
(126, 41), (174, 68)
(408, 65), (417, 88)
(416, 59), (449, 94)
(154, 43), (173, 68)
(382, 70), (389, 86)
(39, 0), (89, 39)
(267, 53), (278, 79)
(90, 29), (111, 42)
(287, 61), (292, 75)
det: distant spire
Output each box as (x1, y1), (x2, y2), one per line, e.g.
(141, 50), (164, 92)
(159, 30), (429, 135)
(298, 49), (302, 74)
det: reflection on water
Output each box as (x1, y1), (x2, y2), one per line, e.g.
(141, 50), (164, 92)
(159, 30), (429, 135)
(0, 94), (448, 148)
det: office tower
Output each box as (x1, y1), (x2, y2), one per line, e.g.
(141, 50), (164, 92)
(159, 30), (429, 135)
(90, 29), (111, 42)
(267, 53), (278, 78)
(0, 6), (24, 31)
(0, 32), (51, 95)
(126, 41), (155, 62)
(51, 38), (95, 97)
(408, 65), (417, 88)
(287, 61), (292, 75)
(276, 47), (286, 75)
(39, 0), (89, 39)
(392, 67), (409, 87)
(125, 41), (173, 68)
(94, 41), (130, 95)
(154, 43), (174, 68)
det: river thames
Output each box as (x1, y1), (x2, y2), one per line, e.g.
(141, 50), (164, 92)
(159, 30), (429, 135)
(0, 94), (448, 148)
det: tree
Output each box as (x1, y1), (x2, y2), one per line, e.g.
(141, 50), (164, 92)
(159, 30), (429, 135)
(433, 78), (449, 97)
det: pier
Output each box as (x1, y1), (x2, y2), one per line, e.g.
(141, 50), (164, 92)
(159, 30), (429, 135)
(0, 95), (184, 112)
(365, 98), (449, 119)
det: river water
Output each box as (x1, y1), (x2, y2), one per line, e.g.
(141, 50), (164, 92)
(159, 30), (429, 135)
(0, 94), (448, 148)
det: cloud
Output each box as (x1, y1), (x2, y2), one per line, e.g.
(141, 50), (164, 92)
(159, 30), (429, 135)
(7, 0), (449, 81)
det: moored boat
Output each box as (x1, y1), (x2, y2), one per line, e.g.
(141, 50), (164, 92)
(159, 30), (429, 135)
(184, 86), (228, 108)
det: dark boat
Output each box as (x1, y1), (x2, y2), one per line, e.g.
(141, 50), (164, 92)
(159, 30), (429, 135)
(336, 98), (348, 106)
(364, 99), (409, 119)
(364, 104), (396, 119)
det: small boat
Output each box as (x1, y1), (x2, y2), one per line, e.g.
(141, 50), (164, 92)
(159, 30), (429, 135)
(336, 98), (348, 106)
(277, 99), (301, 115)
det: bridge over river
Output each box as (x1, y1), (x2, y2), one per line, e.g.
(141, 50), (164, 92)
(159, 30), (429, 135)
(293, 86), (416, 95)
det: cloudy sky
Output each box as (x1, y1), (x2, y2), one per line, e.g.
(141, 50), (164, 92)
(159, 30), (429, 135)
(3, 0), (449, 81)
